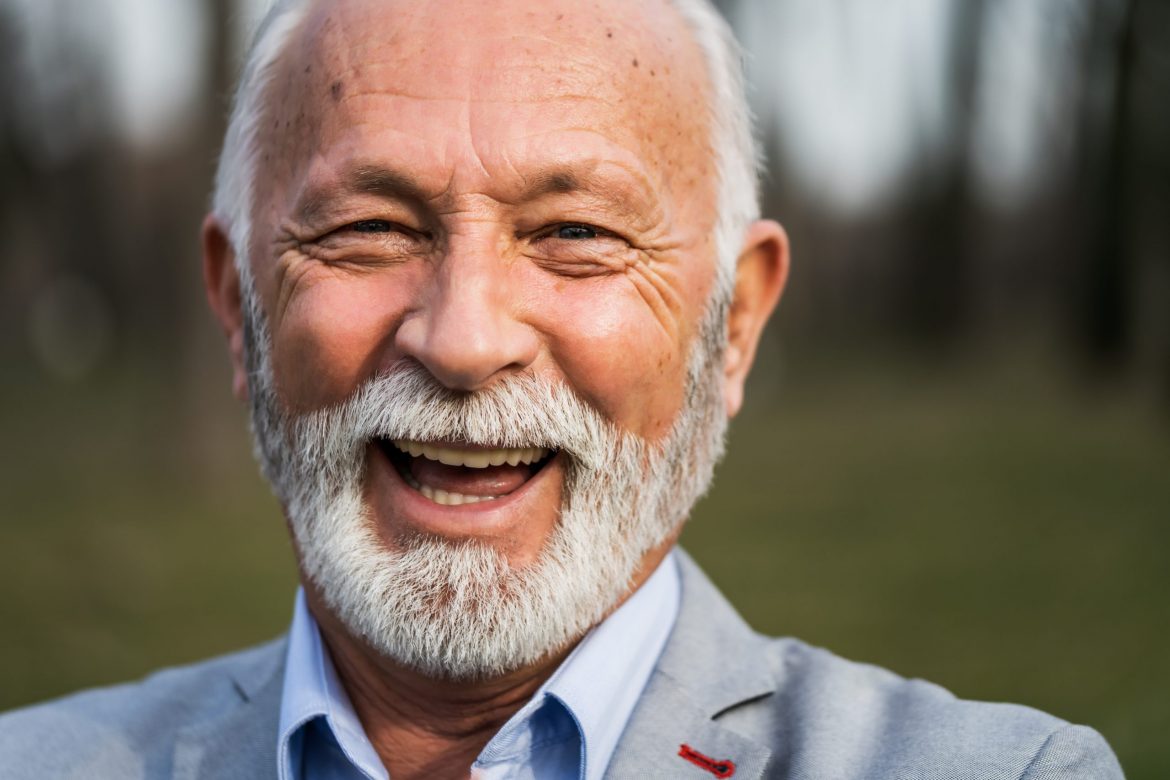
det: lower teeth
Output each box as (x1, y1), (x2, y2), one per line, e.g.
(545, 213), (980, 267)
(403, 472), (501, 506)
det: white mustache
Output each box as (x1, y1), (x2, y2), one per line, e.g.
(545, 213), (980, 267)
(287, 359), (625, 473)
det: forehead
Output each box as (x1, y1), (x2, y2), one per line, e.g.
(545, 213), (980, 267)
(260, 0), (715, 205)
(306, 0), (701, 92)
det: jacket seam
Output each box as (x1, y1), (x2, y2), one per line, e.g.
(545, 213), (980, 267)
(1018, 725), (1063, 780)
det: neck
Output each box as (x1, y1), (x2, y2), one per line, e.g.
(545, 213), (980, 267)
(302, 540), (675, 779)
(310, 598), (566, 779)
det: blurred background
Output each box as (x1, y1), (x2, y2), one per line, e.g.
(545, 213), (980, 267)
(1, 0), (1167, 775)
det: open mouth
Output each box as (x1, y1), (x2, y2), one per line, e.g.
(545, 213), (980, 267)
(377, 439), (558, 506)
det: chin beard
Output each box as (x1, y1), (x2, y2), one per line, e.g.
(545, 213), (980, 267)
(241, 285), (728, 681)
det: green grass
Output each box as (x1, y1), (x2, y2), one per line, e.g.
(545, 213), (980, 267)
(2, 351), (1167, 776)
(685, 354), (1170, 777)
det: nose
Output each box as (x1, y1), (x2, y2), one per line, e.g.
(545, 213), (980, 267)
(394, 251), (540, 391)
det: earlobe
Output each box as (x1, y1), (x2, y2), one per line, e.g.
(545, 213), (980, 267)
(722, 220), (789, 418)
(201, 214), (249, 402)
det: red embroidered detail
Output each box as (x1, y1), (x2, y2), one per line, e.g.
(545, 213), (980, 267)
(678, 744), (736, 777)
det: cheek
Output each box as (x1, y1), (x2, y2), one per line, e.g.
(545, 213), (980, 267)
(269, 274), (416, 410)
(532, 280), (691, 442)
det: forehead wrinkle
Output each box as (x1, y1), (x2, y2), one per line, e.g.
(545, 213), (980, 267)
(339, 88), (611, 107)
(350, 41), (614, 106)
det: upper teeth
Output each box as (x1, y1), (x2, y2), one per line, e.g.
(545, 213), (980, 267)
(392, 440), (550, 469)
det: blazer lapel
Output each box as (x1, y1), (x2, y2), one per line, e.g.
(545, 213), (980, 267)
(605, 550), (776, 779)
(172, 638), (287, 780)
(167, 552), (774, 779)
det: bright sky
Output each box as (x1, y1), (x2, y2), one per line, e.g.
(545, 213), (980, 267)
(4, 0), (267, 150)
(5, 0), (1068, 212)
(737, 0), (1077, 213)
(738, 0), (953, 213)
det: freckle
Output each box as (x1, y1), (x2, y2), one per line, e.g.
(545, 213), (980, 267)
(606, 29), (612, 38)
(330, 81), (343, 101)
(304, 65), (311, 74)
(632, 58), (639, 67)
(556, 13), (563, 19)
(650, 69), (656, 76)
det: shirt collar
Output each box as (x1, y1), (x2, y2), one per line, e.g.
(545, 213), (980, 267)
(278, 589), (387, 780)
(552, 549), (680, 778)
(475, 550), (681, 779)
(277, 550), (681, 780)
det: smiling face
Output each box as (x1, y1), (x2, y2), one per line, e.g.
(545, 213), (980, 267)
(247, 0), (720, 564)
(203, 0), (788, 678)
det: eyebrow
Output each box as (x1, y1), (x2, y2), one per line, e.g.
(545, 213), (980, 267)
(349, 165), (431, 203)
(526, 170), (580, 196)
(294, 164), (432, 225)
(521, 163), (659, 217)
(294, 159), (658, 225)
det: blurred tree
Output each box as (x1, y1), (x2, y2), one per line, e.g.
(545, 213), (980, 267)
(898, 0), (986, 350)
(1074, 0), (1135, 371)
(0, 2), (120, 374)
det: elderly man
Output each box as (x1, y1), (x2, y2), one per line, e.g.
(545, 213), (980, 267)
(0, 0), (1124, 778)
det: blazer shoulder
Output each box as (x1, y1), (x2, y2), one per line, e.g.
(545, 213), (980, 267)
(0, 637), (286, 779)
(722, 637), (1124, 779)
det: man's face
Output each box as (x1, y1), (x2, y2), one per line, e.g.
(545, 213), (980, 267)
(249, 0), (721, 569)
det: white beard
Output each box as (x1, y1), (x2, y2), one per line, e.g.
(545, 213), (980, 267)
(242, 287), (729, 681)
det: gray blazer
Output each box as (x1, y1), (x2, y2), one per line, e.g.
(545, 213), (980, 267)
(0, 552), (1124, 779)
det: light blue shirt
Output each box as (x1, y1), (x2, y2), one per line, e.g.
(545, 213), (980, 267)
(277, 550), (681, 780)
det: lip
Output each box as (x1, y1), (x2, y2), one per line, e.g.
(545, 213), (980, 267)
(365, 441), (565, 540)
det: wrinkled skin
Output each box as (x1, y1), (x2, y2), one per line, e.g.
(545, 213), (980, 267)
(202, 0), (788, 776)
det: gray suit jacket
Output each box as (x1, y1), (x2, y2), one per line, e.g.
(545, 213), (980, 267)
(0, 552), (1124, 779)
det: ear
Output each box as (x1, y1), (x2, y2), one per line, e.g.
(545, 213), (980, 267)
(201, 214), (249, 401)
(723, 219), (789, 418)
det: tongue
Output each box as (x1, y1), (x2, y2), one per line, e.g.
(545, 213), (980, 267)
(409, 458), (534, 497)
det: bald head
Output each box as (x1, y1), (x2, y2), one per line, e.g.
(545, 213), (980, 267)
(258, 0), (712, 262)
(213, 0), (759, 298)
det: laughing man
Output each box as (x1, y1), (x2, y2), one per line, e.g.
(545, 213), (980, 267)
(0, 1), (1124, 778)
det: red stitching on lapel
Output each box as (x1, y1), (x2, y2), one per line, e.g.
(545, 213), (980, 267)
(678, 743), (736, 777)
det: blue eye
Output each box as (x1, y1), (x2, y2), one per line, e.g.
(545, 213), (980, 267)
(352, 219), (392, 233)
(556, 224), (597, 240)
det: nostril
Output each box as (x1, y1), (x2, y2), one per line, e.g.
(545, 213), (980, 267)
(393, 287), (539, 392)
